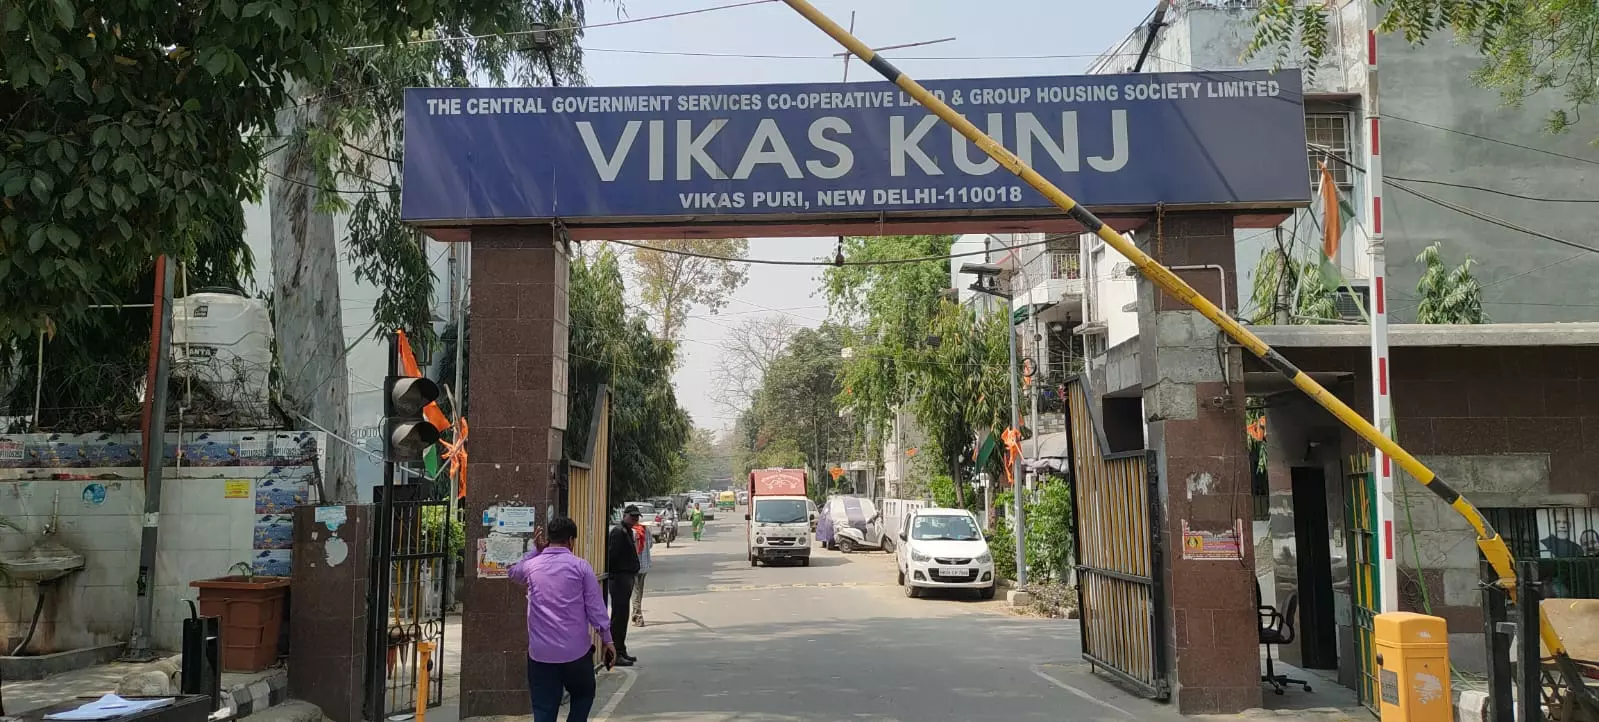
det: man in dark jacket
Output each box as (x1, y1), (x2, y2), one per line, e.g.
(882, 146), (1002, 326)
(605, 505), (642, 664)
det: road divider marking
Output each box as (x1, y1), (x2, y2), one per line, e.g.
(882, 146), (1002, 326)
(1030, 663), (1137, 719)
(652, 581), (895, 595)
(593, 666), (636, 722)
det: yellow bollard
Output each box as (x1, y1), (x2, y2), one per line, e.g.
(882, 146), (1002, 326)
(416, 641), (435, 722)
(1374, 612), (1452, 721)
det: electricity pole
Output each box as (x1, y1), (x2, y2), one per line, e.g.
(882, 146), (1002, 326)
(960, 262), (1026, 587)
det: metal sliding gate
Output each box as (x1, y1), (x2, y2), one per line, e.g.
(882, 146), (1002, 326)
(367, 484), (450, 719)
(1065, 379), (1169, 699)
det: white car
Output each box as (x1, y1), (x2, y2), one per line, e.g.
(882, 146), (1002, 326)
(895, 508), (996, 599)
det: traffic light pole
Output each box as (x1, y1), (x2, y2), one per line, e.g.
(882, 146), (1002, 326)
(367, 333), (398, 721)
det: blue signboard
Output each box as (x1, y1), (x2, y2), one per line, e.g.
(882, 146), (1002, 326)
(400, 71), (1308, 225)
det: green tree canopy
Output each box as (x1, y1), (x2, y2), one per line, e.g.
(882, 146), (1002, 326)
(1251, 0), (1599, 137)
(565, 247), (692, 503)
(752, 322), (853, 481)
(824, 235), (955, 459)
(0, 0), (514, 339)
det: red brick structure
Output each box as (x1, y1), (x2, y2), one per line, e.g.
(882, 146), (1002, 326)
(459, 227), (571, 717)
(1135, 214), (1263, 713)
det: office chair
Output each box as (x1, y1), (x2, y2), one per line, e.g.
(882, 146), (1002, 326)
(1260, 592), (1313, 694)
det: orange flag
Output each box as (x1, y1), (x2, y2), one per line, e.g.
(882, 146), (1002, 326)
(1318, 161), (1341, 259)
(395, 330), (450, 432)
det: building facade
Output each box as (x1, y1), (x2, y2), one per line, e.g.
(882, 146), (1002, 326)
(1058, 1), (1599, 713)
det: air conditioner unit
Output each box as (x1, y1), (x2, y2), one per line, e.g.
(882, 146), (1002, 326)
(1334, 283), (1371, 322)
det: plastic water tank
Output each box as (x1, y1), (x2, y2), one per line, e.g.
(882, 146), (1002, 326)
(171, 290), (274, 420)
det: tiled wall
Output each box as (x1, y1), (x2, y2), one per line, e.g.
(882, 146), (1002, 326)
(0, 431), (325, 653)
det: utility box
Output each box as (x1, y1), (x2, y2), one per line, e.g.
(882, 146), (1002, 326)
(1374, 612), (1452, 722)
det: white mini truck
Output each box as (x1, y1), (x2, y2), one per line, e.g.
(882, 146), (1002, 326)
(895, 507), (996, 599)
(746, 468), (812, 566)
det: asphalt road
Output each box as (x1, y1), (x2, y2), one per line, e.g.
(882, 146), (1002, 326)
(600, 512), (1192, 722)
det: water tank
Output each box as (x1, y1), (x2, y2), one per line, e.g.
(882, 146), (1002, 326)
(171, 290), (274, 424)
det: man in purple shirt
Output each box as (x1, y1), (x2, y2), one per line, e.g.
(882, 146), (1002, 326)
(509, 517), (616, 722)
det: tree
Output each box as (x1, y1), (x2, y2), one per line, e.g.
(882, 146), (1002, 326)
(676, 427), (722, 492)
(908, 301), (1012, 508)
(1414, 243), (1488, 324)
(1250, 0), (1599, 137)
(711, 314), (797, 416)
(269, 2), (594, 500)
(755, 323), (853, 480)
(824, 235), (954, 461)
(564, 246), (692, 503)
(630, 238), (750, 342)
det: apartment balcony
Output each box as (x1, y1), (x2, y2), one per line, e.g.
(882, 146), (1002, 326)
(1015, 250), (1084, 315)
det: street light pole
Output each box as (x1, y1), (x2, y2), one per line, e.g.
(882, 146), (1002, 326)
(1002, 295), (1026, 587)
(525, 21), (559, 87)
(961, 262), (1026, 587)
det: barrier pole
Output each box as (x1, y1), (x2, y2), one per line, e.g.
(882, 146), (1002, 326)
(775, 0), (1571, 661)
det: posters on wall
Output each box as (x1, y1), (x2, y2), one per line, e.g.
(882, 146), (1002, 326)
(0, 431), (325, 578)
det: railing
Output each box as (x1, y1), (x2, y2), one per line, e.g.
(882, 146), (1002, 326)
(1543, 557), (1599, 599)
(1050, 250), (1081, 280)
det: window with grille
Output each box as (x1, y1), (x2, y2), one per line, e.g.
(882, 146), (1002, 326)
(1305, 114), (1353, 189)
(1483, 507), (1599, 599)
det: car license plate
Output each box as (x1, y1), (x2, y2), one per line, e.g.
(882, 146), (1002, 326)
(931, 567), (969, 576)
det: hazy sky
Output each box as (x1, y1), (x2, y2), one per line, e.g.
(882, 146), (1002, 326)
(577, 0), (1156, 431)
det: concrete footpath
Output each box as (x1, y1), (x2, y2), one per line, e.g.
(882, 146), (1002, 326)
(3, 655), (288, 719)
(427, 666), (634, 722)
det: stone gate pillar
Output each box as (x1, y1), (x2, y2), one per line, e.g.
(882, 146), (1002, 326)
(1135, 213), (1262, 714)
(460, 226), (569, 716)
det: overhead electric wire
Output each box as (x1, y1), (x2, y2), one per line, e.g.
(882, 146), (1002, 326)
(603, 236), (1058, 268)
(1387, 175), (1599, 204)
(1314, 149), (1599, 257)
(1384, 180), (1599, 256)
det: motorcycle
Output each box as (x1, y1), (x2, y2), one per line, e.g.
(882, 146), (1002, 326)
(834, 511), (890, 554)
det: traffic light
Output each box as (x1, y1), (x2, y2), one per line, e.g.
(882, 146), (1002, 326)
(386, 375), (442, 461)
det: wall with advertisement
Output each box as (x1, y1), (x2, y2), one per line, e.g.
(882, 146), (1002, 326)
(0, 430), (325, 653)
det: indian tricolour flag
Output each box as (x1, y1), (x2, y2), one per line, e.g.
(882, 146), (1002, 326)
(1316, 160), (1357, 291)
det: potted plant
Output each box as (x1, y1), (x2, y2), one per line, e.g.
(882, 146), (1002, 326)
(191, 562), (290, 672)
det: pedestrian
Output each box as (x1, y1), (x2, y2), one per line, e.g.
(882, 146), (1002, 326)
(605, 505), (642, 665)
(691, 503), (705, 541)
(507, 517), (616, 722)
(631, 519), (653, 628)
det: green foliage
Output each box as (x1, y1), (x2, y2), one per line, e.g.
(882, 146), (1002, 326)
(422, 504), (465, 561)
(1414, 243), (1488, 324)
(1027, 479), (1074, 582)
(988, 480), (1073, 583)
(294, 1), (597, 346)
(564, 247), (692, 503)
(753, 323), (852, 475)
(925, 473), (970, 511)
(1247, 247), (1339, 326)
(629, 238), (750, 343)
(676, 427), (722, 492)
(0, 0), (489, 341)
(909, 302), (1013, 499)
(825, 235), (1013, 506)
(1249, 0), (1599, 138)
(826, 235), (956, 459)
